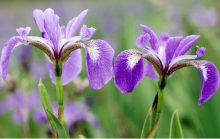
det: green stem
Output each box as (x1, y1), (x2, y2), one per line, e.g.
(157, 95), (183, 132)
(56, 77), (64, 106)
(155, 77), (166, 122)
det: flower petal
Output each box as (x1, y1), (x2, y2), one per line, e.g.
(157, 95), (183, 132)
(66, 10), (88, 39)
(158, 32), (170, 47)
(174, 35), (200, 57)
(80, 24), (96, 41)
(43, 8), (61, 48)
(33, 9), (46, 34)
(144, 59), (158, 80)
(135, 33), (150, 49)
(0, 37), (24, 80)
(84, 40), (114, 90)
(113, 50), (144, 93)
(140, 24), (158, 51)
(47, 49), (82, 85)
(16, 27), (31, 38)
(191, 61), (219, 105)
(165, 36), (182, 64)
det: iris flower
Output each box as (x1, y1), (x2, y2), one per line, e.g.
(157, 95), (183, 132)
(0, 8), (114, 89)
(113, 24), (219, 105)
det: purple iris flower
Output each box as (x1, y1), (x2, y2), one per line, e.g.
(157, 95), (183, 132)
(113, 24), (219, 105)
(34, 101), (102, 133)
(0, 8), (115, 89)
(0, 90), (40, 124)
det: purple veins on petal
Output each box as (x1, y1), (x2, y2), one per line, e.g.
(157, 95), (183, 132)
(84, 40), (114, 90)
(135, 33), (150, 49)
(190, 61), (219, 105)
(165, 36), (182, 64)
(175, 35), (200, 57)
(113, 50), (144, 93)
(158, 32), (170, 47)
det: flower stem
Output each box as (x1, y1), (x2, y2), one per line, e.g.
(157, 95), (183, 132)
(155, 78), (166, 121)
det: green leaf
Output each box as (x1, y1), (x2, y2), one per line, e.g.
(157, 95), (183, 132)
(141, 92), (159, 138)
(47, 110), (68, 138)
(169, 110), (184, 138)
(38, 79), (56, 132)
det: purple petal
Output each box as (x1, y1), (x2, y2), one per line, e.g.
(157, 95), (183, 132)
(174, 35), (200, 57)
(144, 59), (158, 80)
(47, 49), (82, 85)
(0, 37), (24, 81)
(196, 46), (206, 58)
(191, 61), (219, 105)
(33, 9), (46, 34)
(113, 50), (144, 93)
(80, 24), (96, 41)
(66, 10), (88, 39)
(158, 32), (170, 47)
(16, 27), (31, 38)
(165, 36), (182, 64)
(140, 24), (158, 51)
(43, 8), (61, 48)
(85, 40), (114, 89)
(135, 34), (150, 49)
(12, 112), (22, 124)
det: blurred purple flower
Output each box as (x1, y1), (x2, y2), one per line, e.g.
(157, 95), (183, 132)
(189, 6), (218, 27)
(34, 101), (103, 133)
(113, 24), (219, 105)
(0, 8), (115, 89)
(0, 89), (41, 124)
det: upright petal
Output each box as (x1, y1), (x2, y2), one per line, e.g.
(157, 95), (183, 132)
(47, 49), (82, 85)
(66, 10), (88, 39)
(84, 40), (114, 90)
(0, 37), (24, 80)
(135, 33), (150, 49)
(43, 8), (61, 48)
(158, 32), (170, 47)
(140, 24), (158, 51)
(33, 9), (45, 33)
(144, 59), (158, 80)
(191, 61), (219, 105)
(113, 50), (144, 93)
(174, 35), (200, 57)
(165, 36), (182, 64)
(80, 24), (96, 41)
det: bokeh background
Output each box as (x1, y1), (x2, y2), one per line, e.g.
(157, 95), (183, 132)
(0, 0), (220, 138)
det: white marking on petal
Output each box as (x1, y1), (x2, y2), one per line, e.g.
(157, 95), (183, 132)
(158, 46), (166, 68)
(87, 41), (100, 63)
(126, 50), (142, 70)
(200, 62), (208, 81)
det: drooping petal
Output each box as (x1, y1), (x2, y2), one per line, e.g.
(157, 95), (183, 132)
(174, 35), (200, 57)
(47, 49), (82, 85)
(144, 59), (158, 80)
(165, 36), (182, 64)
(140, 24), (158, 51)
(84, 40), (114, 90)
(43, 8), (61, 48)
(191, 61), (219, 105)
(0, 37), (24, 80)
(135, 33), (150, 49)
(66, 10), (88, 39)
(80, 24), (96, 41)
(113, 50), (144, 93)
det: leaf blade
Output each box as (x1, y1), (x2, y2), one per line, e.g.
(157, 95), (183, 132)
(169, 109), (184, 138)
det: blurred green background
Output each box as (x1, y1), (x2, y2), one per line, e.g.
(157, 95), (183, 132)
(0, 0), (220, 138)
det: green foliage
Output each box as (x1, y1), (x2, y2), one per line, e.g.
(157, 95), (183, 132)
(169, 110), (184, 138)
